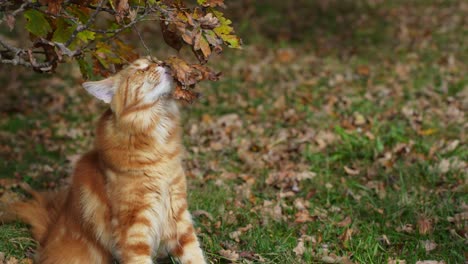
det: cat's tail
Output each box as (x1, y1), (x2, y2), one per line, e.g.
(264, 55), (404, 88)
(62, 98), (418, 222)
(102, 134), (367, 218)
(0, 183), (64, 241)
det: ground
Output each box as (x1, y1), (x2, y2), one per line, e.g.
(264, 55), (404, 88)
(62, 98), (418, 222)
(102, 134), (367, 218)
(0, 1), (467, 263)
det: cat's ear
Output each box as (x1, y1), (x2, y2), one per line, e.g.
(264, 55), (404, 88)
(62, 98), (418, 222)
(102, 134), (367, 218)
(82, 78), (116, 104)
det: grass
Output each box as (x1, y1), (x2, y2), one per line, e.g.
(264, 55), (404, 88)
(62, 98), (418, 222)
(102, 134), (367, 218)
(1, 1), (467, 263)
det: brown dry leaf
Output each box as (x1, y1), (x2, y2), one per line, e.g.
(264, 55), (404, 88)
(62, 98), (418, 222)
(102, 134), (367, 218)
(337, 216), (352, 227)
(417, 216), (433, 235)
(442, 140), (460, 153)
(293, 239), (306, 257)
(273, 95), (286, 110)
(295, 210), (315, 223)
(396, 224), (414, 233)
(238, 251), (266, 262)
(198, 13), (220, 29)
(357, 65), (370, 76)
(115, 0), (129, 21)
(0, 189), (22, 204)
(314, 130), (338, 150)
(415, 261), (445, 264)
(321, 254), (353, 264)
(259, 200), (284, 222)
(173, 85), (200, 103)
(420, 240), (437, 253)
(276, 48), (296, 63)
(20, 259), (33, 264)
(199, 37), (211, 59)
(293, 198), (310, 211)
(339, 228), (353, 243)
(353, 112), (366, 126)
(160, 20), (183, 51)
(200, 0), (226, 8)
(192, 64), (221, 82)
(437, 159), (450, 174)
(163, 57), (220, 101)
(344, 166), (360, 176)
(387, 259), (406, 264)
(0, 178), (20, 189)
(395, 63), (410, 80)
(191, 210), (214, 221)
(5, 257), (18, 264)
(219, 249), (239, 262)
(39, 0), (63, 15)
(229, 224), (253, 242)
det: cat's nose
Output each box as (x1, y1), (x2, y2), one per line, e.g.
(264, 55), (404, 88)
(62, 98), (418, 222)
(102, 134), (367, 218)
(161, 66), (172, 75)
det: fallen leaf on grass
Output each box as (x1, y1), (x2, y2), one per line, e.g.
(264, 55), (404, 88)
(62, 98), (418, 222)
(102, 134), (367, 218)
(420, 240), (437, 253)
(337, 216), (352, 227)
(344, 166), (360, 176)
(293, 239), (306, 257)
(0, 178), (21, 191)
(293, 198), (310, 211)
(387, 259), (406, 264)
(357, 65), (370, 76)
(417, 216), (433, 235)
(229, 224), (253, 242)
(238, 251), (266, 262)
(415, 261), (445, 264)
(276, 48), (296, 63)
(321, 253), (354, 264)
(191, 210), (214, 221)
(396, 224), (414, 233)
(442, 140), (460, 153)
(219, 249), (239, 262)
(437, 159), (450, 174)
(5, 257), (18, 264)
(0, 190), (22, 204)
(294, 210), (315, 223)
(353, 112), (366, 126)
(339, 228), (353, 243)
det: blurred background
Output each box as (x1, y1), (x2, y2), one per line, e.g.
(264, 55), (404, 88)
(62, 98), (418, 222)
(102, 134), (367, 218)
(0, 0), (466, 263)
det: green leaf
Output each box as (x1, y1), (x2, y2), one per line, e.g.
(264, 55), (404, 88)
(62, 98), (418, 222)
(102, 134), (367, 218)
(52, 19), (76, 43)
(77, 30), (96, 43)
(220, 33), (241, 48)
(23, 10), (52, 37)
(197, 0), (207, 4)
(209, 9), (241, 48)
(77, 57), (94, 80)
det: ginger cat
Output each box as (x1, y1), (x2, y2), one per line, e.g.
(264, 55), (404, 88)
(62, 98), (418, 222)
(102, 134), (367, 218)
(11, 58), (206, 264)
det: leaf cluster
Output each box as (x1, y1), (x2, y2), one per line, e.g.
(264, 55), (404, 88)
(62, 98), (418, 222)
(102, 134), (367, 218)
(0, 0), (241, 99)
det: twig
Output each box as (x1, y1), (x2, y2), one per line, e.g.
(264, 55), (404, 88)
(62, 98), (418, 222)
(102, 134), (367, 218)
(0, 0), (32, 25)
(0, 0), (182, 72)
(133, 24), (151, 56)
(65, 0), (107, 47)
(0, 37), (55, 72)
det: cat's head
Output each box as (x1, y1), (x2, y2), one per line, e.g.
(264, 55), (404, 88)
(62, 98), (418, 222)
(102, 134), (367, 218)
(82, 58), (174, 114)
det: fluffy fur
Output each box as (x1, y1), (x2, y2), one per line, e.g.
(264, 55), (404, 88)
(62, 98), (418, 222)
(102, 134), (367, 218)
(10, 58), (206, 264)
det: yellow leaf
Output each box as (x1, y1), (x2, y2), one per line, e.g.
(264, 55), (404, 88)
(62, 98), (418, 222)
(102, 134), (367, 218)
(199, 36), (211, 58)
(418, 128), (437, 136)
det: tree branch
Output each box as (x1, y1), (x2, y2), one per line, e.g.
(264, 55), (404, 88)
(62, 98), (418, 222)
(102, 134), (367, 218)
(0, 1), (32, 26)
(65, 0), (107, 47)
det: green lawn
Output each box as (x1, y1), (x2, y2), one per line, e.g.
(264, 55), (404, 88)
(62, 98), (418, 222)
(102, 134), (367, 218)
(1, 1), (466, 263)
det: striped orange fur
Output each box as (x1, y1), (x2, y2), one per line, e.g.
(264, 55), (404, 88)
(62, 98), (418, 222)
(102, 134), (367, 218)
(10, 58), (206, 264)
